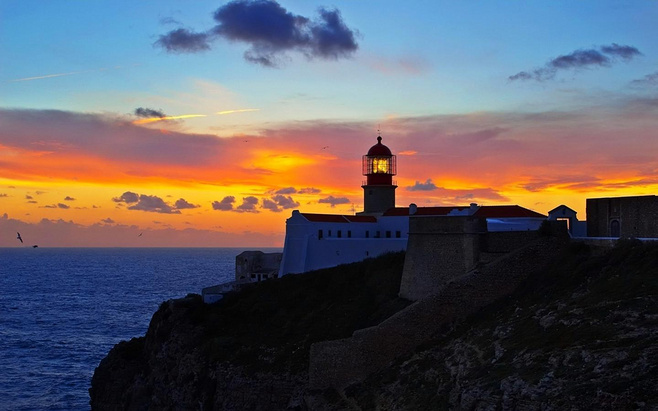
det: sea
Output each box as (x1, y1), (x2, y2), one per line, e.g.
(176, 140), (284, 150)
(0, 247), (281, 411)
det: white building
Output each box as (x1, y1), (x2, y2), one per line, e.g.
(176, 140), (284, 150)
(279, 136), (547, 276)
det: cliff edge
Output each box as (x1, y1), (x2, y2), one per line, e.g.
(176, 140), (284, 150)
(91, 240), (658, 410)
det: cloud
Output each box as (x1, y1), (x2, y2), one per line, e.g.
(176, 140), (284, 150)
(318, 195), (350, 207)
(509, 43), (642, 81)
(236, 196), (259, 213)
(262, 194), (300, 212)
(113, 191), (139, 203)
(25, 195), (33, 200)
(298, 187), (321, 194)
(212, 196), (236, 211)
(64, 196), (75, 201)
(174, 198), (199, 209)
(134, 107), (166, 118)
(275, 186), (297, 194)
(57, 203), (70, 209)
(156, 0), (359, 67)
(113, 191), (198, 214)
(101, 218), (115, 224)
(407, 179), (437, 191)
(261, 198), (281, 212)
(0, 193), (7, 197)
(128, 194), (180, 214)
(630, 71), (658, 87)
(154, 28), (212, 53)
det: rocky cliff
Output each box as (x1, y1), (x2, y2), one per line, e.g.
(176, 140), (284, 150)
(91, 240), (658, 410)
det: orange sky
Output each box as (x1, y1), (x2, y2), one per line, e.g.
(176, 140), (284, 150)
(1, 104), (657, 247)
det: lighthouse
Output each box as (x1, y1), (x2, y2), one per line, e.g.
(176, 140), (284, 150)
(360, 135), (397, 214)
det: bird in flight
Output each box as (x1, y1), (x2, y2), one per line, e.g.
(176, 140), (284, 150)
(138, 232), (143, 237)
(17, 232), (23, 243)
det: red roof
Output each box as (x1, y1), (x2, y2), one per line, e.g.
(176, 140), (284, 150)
(300, 213), (376, 223)
(345, 215), (377, 223)
(367, 136), (393, 156)
(383, 205), (545, 218)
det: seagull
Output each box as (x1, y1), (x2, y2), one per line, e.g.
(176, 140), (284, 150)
(16, 232), (23, 243)
(138, 232), (143, 237)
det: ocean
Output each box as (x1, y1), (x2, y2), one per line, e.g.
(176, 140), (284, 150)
(0, 247), (280, 411)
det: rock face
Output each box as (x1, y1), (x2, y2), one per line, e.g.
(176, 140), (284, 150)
(90, 252), (409, 410)
(312, 240), (658, 410)
(91, 241), (658, 410)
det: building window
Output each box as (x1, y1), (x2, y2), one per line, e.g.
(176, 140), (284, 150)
(328, 230), (332, 237)
(386, 230), (391, 238)
(348, 230), (352, 238)
(376, 230), (381, 238)
(396, 230), (401, 238)
(338, 230), (342, 238)
(365, 230), (369, 238)
(318, 229), (323, 239)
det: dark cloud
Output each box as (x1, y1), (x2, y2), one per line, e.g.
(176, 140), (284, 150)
(25, 194), (33, 199)
(64, 196), (75, 201)
(262, 194), (300, 212)
(101, 218), (115, 224)
(318, 195), (349, 207)
(275, 186), (297, 194)
(0, 193), (7, 197)
(174, 198), (199, 209)
(298, 187), (321, 194)
(57, 203), (70, 209)
(509, 43), (642, 82)
(113, 191), (139, 203)
(600, 43), (642, 60)
(156, 0), (358, 67)
(154, 28), (212, 53)
(261, 198), (281, 212)
(134, 107), (166, 118)
(212, 196), (235, 211)
(236, 196), (259, 213)
(113, 191), (197, 214)
(407, 179), (437, 192)
(128, 194), (180, 214)
(630, 71), (658, 87)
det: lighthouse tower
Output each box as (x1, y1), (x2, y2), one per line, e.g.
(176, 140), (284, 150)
(360, 135), (397, 214)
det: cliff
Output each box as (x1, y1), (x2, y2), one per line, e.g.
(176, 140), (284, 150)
(91, 240), (658, 410)
(90, 252), (409, 410)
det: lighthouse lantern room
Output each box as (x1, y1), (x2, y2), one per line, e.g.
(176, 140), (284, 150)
(360, 135), (397, 215)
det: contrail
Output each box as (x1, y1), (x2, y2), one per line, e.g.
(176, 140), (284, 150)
(11, 71), (85, 82)
(132, 114), (207, 124)
(216, 109), (259, 115)
(10, 65), (134, 82)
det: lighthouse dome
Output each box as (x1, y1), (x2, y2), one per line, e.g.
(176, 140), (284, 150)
(367, 136), (392, 156)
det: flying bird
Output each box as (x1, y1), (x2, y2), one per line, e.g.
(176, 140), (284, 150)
(16, 232), (23, 243)
(138, 233), (143, 237)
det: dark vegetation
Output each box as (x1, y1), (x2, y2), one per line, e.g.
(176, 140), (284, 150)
(343, 239), (658, 410)
(170, 251), (408, 373)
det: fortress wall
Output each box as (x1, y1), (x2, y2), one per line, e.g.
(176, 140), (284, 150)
(483, 230), (540, 253)
(398, 216), (487, 301)
(308, 235), (564, 389)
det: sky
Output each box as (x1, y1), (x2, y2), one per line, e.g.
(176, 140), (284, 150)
(1, 0), (657, 247)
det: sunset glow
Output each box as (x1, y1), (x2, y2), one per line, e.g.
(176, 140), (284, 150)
(2, 1), (657, 247)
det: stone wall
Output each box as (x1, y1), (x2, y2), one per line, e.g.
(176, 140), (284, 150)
(587, 195), (658, 238)
(308, 234), (565, 389)
(398, 216), (487, 301)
